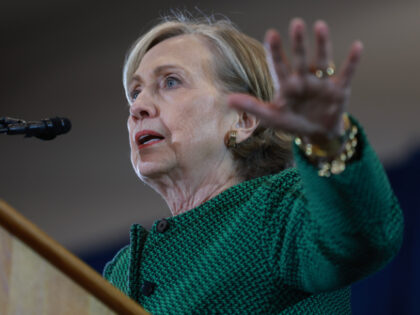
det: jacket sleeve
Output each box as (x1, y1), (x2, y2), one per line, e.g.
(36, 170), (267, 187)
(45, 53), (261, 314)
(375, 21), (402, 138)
(266, 115), (404, 293)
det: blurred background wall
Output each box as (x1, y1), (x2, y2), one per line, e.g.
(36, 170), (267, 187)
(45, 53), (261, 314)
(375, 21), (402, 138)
(1, 0), (419, 313)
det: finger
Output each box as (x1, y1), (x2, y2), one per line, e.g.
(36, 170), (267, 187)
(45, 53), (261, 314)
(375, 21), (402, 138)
(228, 93), (326, 135)
(229, 93), (295, 131)
(228, 93), (285, 123)
(313, 20), (332, 71)
(290, 18), (308, 76)
(267, 111), (326, 135)
(336, 41), (363, 88)
(265, 29), (289, 83)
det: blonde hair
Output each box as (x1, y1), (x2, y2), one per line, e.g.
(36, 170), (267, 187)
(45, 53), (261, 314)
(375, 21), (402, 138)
(123, 14), (293, 180)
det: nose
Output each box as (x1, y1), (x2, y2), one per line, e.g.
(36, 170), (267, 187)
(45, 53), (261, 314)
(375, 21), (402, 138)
(129, 91), (158, 121)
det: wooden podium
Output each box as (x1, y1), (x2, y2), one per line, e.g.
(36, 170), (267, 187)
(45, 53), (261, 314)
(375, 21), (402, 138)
(0, 200), (148, 315)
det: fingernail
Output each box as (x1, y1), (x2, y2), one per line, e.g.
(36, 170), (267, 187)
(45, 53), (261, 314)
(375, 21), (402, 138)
(291, 17), (304, 25)
(354, 40), (364, 50)
(314, 20), (328, 35)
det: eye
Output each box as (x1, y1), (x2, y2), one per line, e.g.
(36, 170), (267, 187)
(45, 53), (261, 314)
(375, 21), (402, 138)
(164, 76), (181, 89)
(131, 89), (141, 101)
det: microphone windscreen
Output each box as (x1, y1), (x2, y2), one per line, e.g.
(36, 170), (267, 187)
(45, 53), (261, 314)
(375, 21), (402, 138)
(50, 117), (72, 135)
(36, 117), (72, 140)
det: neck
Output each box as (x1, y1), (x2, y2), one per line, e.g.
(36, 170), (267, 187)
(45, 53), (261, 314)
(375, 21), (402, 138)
(144, 161), (241, 217)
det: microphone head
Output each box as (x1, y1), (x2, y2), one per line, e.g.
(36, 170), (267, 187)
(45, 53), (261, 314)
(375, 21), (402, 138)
(51, 117), (72, 134)
(36, 117), (72, 140)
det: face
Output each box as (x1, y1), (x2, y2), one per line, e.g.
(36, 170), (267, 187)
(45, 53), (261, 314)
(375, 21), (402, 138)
(127, 35), (237, 182)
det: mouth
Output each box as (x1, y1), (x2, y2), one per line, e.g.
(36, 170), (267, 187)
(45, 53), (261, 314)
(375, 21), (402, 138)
(135, 130), (165, 149)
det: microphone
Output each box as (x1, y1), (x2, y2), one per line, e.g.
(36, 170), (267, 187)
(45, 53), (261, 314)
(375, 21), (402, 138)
(0, 117), (72, 140)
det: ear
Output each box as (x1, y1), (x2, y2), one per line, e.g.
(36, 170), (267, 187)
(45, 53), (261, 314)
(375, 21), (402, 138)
(235, 111), (260, 144)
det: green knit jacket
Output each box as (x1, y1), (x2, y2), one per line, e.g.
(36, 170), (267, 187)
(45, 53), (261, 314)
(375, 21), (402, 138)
(104, 120), (403, 314)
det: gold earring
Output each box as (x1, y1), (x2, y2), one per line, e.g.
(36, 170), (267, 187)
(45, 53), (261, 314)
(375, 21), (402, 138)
(226, 130), (237, 148)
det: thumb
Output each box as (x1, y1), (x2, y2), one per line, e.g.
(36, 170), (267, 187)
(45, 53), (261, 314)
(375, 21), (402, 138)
(228, 93), (267, 113)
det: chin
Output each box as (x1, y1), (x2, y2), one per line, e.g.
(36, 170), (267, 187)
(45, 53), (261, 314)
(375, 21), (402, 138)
(132, 156), (174, 181)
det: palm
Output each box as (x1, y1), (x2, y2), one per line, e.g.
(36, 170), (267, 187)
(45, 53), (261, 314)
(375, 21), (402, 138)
(229, 18), (363, 146)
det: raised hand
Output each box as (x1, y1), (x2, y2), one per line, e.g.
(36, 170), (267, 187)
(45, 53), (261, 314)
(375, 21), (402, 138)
(228, 18), (363, 147)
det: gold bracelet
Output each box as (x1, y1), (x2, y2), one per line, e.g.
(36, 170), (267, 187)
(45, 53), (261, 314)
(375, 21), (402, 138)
(294, 113), (359, 177)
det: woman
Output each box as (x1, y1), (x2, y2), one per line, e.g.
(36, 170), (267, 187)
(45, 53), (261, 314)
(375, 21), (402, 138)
(104, 14), (403, 314)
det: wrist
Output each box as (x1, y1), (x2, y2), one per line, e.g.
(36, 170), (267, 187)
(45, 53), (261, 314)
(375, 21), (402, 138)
(294, 113), (359, 177)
